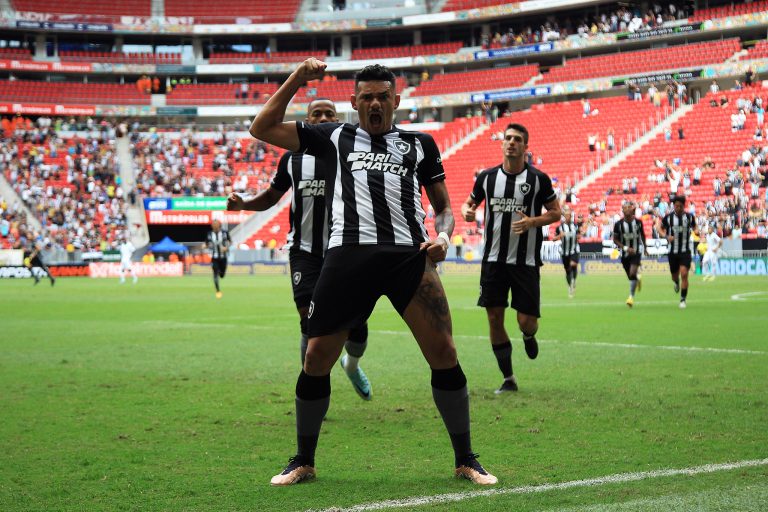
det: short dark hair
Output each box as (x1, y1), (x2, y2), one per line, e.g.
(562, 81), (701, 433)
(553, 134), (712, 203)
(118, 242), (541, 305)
(306, 97), (335, 114)
(672, 195), (687, 205)
(354, 64), (397, 92)
(505, 123), (529, 144)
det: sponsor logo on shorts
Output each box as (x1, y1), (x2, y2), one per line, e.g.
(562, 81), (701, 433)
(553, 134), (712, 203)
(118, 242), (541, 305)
(308, 301), (315, 318)
(293, 271), (302, 285)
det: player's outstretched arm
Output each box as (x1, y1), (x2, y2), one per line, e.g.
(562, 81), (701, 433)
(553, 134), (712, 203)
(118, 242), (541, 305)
(226, 188), (285, 212)
(249, 58), (327, 151)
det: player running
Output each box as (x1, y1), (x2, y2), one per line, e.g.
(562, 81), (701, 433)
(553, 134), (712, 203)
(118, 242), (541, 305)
(553, 205), (580, 298)
(657, 196), (698, 308)
(24, 236), (55, 286)
(227, 98), (372, 401)
(613, 202), (647, 308)
(461, 123), (561, 393)
(206, 219), (230, 298)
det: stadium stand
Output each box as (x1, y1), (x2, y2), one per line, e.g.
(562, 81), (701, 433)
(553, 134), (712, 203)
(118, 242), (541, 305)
(209, 51), (327, 64)
(424, 96), (664, 241)
(59, 51), (182, 65)
(411, 65), (539, 97)
(1, 121), (129, 250)
(350, 42), (463, 60)
(166, 83), (279, 105)
(741, 40), (768, 60)
(11, 0), (151, 19)
(542, 39), (741, 83)
(164, 0), (301, 23)
(441, 0), (519, 11)
(0, 80), (151, 105)
(132, 132), (285, 197)
(573, 88), (766, 239)
(689, 0), (768, 22)
(0, 47), (33, 59)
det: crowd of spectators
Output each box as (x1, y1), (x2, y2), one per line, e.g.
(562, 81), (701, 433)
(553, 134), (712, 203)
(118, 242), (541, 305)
(131, 127), (281, 197)
(0, 116), (130, 253)
(482, 2), (688, 49)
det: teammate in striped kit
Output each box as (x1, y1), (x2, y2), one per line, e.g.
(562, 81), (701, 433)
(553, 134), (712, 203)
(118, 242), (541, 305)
(554, 206), (580, 298)
(206, 220), (230, 299)
(251, 58), (496, 486)
(227, 98), (372, 401)
(657, 195), (698, 308)
(612, 202), (648, 308)
(461, 124), (561, 393)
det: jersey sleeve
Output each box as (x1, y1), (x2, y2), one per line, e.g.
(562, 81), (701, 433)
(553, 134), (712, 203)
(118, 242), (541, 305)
(415, 133), (446, 186)
(612, 222), (621, 240)
(271, 152), (293, 192)
(538, 172), (557, 204)
(555, 224), (562, 236)
(661, 214), (670, 232)
(470, 172), (486, 204)
(637, 220), (647, 245)
(297, 121), (339, 157)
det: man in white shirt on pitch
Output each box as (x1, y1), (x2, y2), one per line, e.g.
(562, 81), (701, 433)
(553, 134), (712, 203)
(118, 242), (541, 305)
(119, 237), (138, 284)
(702, 226), (722, 281)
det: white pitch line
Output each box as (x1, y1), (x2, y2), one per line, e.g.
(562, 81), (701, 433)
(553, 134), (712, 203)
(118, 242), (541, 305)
(450, 298), (735, 309)
(309, 458), (768, 512)
(564, 340), (767, 355)
(731, 291), (768, 301)
(370, 330), (768, 356)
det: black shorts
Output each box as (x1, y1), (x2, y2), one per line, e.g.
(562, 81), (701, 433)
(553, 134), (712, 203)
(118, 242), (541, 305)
(289, 250), (324, 309)
(212, 257), (228, 278)
(621, 254), (642, 277)
(478, 262), (541, 318)
(668, 253), (692, 274)
(307, 245), (426, 337)
(561, 254), (579, 269)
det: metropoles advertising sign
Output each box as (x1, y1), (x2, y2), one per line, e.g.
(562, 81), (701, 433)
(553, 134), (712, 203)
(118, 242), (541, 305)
(143, 197), (253, 225)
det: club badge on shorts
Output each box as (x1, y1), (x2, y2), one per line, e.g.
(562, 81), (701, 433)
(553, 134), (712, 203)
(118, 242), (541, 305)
(293, 271), (302, 285)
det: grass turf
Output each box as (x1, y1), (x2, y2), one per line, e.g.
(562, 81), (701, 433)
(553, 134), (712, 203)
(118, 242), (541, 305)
(1, 272), (766, 511)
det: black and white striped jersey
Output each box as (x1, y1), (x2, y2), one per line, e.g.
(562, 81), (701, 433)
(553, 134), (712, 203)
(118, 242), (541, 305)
(555, 221), (580, 256)
(613, 218), (646, 257)
(661, 212), (695, 255)
(206, 229), (230, 259)
(272, 152), (329, 257)
(471, 163), (557, 266)
(297, 122), (445, 249)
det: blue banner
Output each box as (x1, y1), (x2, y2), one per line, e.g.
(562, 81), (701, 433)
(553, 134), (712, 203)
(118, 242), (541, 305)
(17, 20), (113, 32)
(143, 197), (171, 211)
(471, 86), (551, 103)
(474, 42), (554, 60)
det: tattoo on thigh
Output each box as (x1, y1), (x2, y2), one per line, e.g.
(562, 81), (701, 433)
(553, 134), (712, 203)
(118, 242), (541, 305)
(415, 267), (452, 333)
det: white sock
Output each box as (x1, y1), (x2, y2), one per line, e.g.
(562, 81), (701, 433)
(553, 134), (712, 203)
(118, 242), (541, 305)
(344, 354), (360, 372)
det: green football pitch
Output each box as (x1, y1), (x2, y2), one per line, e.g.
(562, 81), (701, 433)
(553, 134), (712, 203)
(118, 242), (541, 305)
(1, 272), (766, 511)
